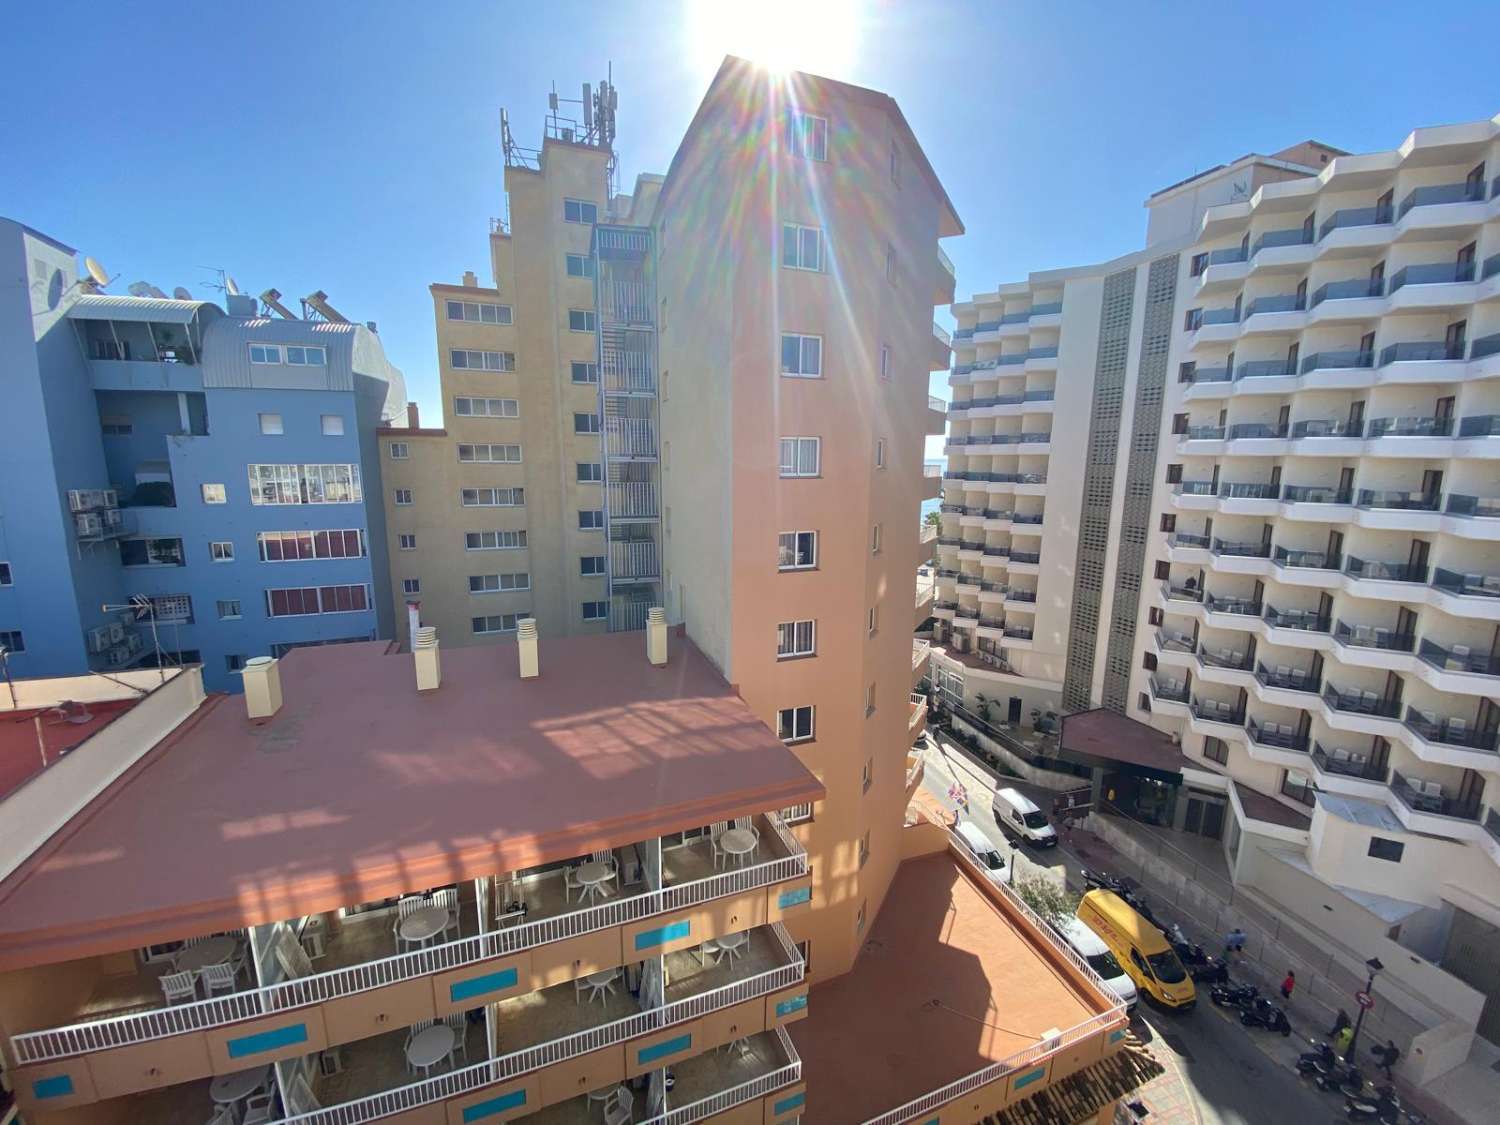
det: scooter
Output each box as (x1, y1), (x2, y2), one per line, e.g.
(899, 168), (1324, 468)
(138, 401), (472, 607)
(1210, 982), (1257, 1008)
(1191, 956), (1229, 984)
(1297, 1039), (1337, 1080)
(1239, 995), (1291, 1035)
(1082, 868), (1129, 894)
(1315, 1060), (1365, 1097)
(1343, 1083), (1409, 1123)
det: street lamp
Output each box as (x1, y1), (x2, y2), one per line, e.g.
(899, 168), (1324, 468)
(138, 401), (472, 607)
(1347, 956), (1384, 1061)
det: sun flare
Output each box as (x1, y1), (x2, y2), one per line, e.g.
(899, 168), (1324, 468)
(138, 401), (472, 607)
(684, 0), (863, 78)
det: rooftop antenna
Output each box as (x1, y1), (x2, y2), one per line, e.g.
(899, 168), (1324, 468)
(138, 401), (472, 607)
(102, 596), (167, 685)
(199, 266), (230, 293)
(172, 286), (192, 300)
(82, 256), (111, 292)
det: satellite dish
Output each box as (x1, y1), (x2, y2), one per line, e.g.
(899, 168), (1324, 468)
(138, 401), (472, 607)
(83, 257), (110, 288)
(172, 286), (192, 300)
(128, 281), (154, 298)
(226, 275), (242, 296)
(148, 286), (168, 299)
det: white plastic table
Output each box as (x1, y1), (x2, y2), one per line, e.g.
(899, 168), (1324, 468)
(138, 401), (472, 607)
(716, 931), (749, 963)
(406, 1024), (456, 1076)
(584, 969), (618, 1005)
(210, 1065), (269, 1104)
(399, 906), (451, 947)
(575, 860), (616, 903)
(175, 936), (238, 973)
(719, 829), (757, 865)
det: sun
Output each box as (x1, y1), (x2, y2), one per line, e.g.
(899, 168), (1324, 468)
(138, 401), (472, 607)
(684, 0), (863, 78)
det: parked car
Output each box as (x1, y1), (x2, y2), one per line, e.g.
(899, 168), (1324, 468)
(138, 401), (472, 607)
(991, 786), (1058, 847)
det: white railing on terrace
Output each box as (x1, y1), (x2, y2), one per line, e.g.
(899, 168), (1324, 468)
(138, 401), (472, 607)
(856, 833), (1126, 1125)
(605, 416), (658, 458)
(609, 598), (654, 633)
(275, 927), (803, 1125)
(929, 394), (945, 412)
(9, 817), (807, 1065)
(644, 1027), (801, 1125)
(601, 281), (653, 327)
(608, 480), (658, 519)
(609, 539), (660, 580)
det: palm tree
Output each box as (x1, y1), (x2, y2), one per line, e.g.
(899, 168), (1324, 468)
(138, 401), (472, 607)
(923, 509), (940, 528)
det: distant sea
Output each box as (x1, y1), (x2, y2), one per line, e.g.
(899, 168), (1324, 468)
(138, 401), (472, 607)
(921, 458), (945, 524)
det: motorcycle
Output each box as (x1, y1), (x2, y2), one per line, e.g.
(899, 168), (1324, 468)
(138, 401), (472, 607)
(1210, 982), (1257, 1008)
(1315, 1060), (1365, 1097)
(1082, 868), (1129, 894)
(1297, 1039), (1337, 1080)
(1343, 1083), (1417, 1123)
(1239, 995), (1291, 1035)
(1190, 956), (1229, 984)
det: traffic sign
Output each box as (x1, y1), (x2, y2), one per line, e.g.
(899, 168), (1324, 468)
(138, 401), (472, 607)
(1355, 991), (1375, 1011)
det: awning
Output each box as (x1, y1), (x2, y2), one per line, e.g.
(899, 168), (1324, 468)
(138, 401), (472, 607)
(67, 294), (216, 325)
(1058, 708), (1190, 780)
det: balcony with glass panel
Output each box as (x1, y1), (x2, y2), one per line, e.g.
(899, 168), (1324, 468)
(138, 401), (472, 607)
(1418, 639), (1499, 680)
(1403, 707), (1499, 756)
(1344, 555), (1427, 584)
(1311, 277), (1384, 306)
(1318, 206), (1392, 240)
(1300, 349), (1374, 375)
(1388, 260), (1477, 294)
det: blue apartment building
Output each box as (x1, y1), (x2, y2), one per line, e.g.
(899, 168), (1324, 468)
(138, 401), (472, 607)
(0, 219), (404, 691)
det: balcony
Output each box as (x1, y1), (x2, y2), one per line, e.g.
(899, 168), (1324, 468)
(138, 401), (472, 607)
(1442, 494), (1500, 518)
(1149, 676), (1190, 704)
(1168, 532), (1211, 549)
(1333, 619), (1416, 653)
(1199, 644), (1252, 672)
(1263, 605), (1331, 634)
(1398, 181), (1487, 218)
(1458, 414), (1500, 439)
(608, 482), (659, 521)
(1217, 481), (1279, 500)
(1281, 485), (1351, 505)
(1431, 567), (1500, 599)
(1252, 228), (1314, 256)
(1155, 629), (1196, 654)
(1344, 556), (1426, 584)
(1318, 207), (1391, 240)
(1273, 546), (1338, 571)
(1310, 278), (1383, 306)
(935, 244), (956, 304)
(1246, 718), (1309, 753)
(1186, 365), (1233, 385)
(1300, 350), (1373, 375)
(610, 540), (661, 581)
(1235, 358), (1298, 380)
(1474, 332), (1500, 360)
(1404, 708), (1499, 754)
(1379, 341), (1465, 365)
(1255, 663), (1319, 694)
(1290, 418), (1363, 439)
(1366, 416), (1452, 439)
(1190, 697), (1246, 727)
(1184, 424), (1225, 440)
(1418, 639), (1498, 678)
(1244, 294), (1305, 318)
(1388, 260), (1476, 294)
(1212, 538), (1270, 559)
(1225, 423), (1285, 440)
(1311, 742), (1389, 784)
(1391, 771), (1482, 822)
(1356, 488), (1440, 511)
(604, 417), (658, 460)
(1205, 592), (1261, 617)
(1322, 683), (1401, 718)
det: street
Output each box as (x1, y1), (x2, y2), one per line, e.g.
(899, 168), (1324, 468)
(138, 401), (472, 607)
(918, 730), (1340, 1124)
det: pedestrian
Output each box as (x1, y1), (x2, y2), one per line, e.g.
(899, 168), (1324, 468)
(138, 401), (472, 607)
(1334, 1024), (1355, 1059)
(1327, 1009), (1351, 1039)
(1371, 1039), (1401, 1081)
(1280, 970), (1295, 1001)
(1224, 926), (1247, 957)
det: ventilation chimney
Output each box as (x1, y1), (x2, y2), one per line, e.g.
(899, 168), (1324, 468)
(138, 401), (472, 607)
(647, 607), (668, 666)
(365, 319), (378, 333)
(517, 618), (539, 679)
(406, 601), (422, 643)
(406, 401), (420, 429)
(414, 627), (441, 691)
(462, 270), (478, 288)
(242, 657), (283, 720)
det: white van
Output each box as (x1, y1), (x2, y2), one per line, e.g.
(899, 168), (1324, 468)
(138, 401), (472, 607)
(954, 821), (1010, 886)
(1061, 917), (1138, 1011)
(992, 787), (1058, 848)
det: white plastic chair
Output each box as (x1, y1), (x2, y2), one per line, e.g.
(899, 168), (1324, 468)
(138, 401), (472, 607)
(205, 1104), (235, 1125)
(394, 895), (428, 951)
(563, 864), (586, 903)
(242, 1092), (276, 1125)
(445, 1011), (470, 1062)
(432, 887), (460, 940)
(159, 970), (198, 1005)
(288, 1073), (320, 1114)
(603, 1085), (634, 1125)
(710, 822), (731, 870)
(200, 962), (238, 997)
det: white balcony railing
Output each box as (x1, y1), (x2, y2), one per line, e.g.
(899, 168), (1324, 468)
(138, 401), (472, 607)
(9, 817), (808, 1065)
(608, 480), (658, 519)
(610, 539), (659, 580)
(605, 416), (658, 458)
(647, 1027), (801, 1125)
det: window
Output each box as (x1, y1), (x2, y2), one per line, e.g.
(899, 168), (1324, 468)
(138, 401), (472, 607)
(1153, 560), (1171, 581)
(286, 345), (327, 366)
(0, 562), (9, 586)
(787, 112), (828, 161)
(1148, 607), (1164, 626)
(461, 487), (525, 507)
(870, 523), (882, 554)
(1203, 736), (1228, 765)
(120, 538), (184, 567)
(225, 654), (246, 673)
(257, 529), (365, 561)
(100, 414), (133, 435)
(571, 361), (599, 384)
(581, 556), (606, 576)
(867, 605), (878, 636)
(389, 442), (409, 460)
(565, 253), (595, 278)
(890, 138), (901, 185)
(859, 830), (871, 867)
(1165, 464), (1183, 485)
(780, 333), (822, 377)
(777, 705), (815, 743)
(573, 413), (602, 434)
(582, 601), (608, 621)
(782, 804), (814, 826)
(1190, 252), (1209, 278)
(579, 509), (604, 529)
(147, 595), (193, 623)
(865, 682), (877, 715)
(1368, 837), (1405, 863)
(466, 530), (527, 550)
(1142, 651), (1158, 671)
(259, 413), (284, 435)
(862, 758), (874, 793)
(266, 584), (369, 617)
(398, 534), (417, 550)
(320, 414), (344, 436)
(880, 344), (891, 380)
(568, 309), (597, 332)
(209, 541), (234, 563)
(394, 489), (413, 506)
(855, 900), (867, 937)
(473, 613), (522, 634)
(450, 349), (516, 371)
(777, 619), (816, 659)
(445, 300), (512, 324)
(248, 464), (362, 505)
(875, 438), (886, 468)
(458, 443), (522, 462)
(0, 630), (25, 653)
(469, 573), (530, 593)
(778, 437), (821, 477)
(563, 198), (598, 224)
(781, 223), (824, 271)
(577, 462), (603, 482)
(402, 578), (421, 595)
(249, 344), (283, 364)
(778, 531), (817, 570)
(1138, 692), (1151, 713)
(216, 600), (242, 620)
(1160, 514), (1176, 533)
(454, 397), (519, 417)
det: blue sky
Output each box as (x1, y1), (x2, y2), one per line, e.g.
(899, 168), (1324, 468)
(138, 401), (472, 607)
(4, 1), (1496, 427)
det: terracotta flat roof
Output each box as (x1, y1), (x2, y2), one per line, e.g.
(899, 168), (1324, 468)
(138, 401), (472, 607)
(0, 700), (141, 802)
(375, 425), (448, 437)
(1059, 709), (1189, 776)
(790, 851), (1113, 1124)
(1233, 781), (1312, 830)
(0, 634), (822, 969)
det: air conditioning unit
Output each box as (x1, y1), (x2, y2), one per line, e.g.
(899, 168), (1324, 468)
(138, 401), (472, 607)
(125, 632), (145, 655)
(104, 646), (133, 667)
(101, 489), (119, 509)
(87, 626), (112, 653)
(74, 512), (102, 537)
(108, 621), (126, 644)
(67, 490), (89, 512)
(103, 509), (125, 532)
(318, 1048), (344, 1077)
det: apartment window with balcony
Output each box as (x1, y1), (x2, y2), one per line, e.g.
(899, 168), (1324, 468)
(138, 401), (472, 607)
(451, 349), (515, 371)
(1160, 514), (1176, 532)
(394, 489), (413, 506)
(1142, 651), (1157, 671)
(216, 600), (241, 620)
(258, 529), (365, 561)
(866, 682), (877, 716)
(209, 541), (234, 563)
(781, 223), (824, 272)
(446, 299), (512, 324)
(473, 613), (522, 634)
(258, 413), (284, 435)
(1190, 252), (1209, 277)
(579, 509), (604, 529)
(0, 630), (23, 653)
(388, 442), (409, 460)
(1203, 737), (1228, 765)
(226, 654), (246, 673)
(454, 397), (519, 417)
(778, 530), (817, 570)
(1281, 769), (1316, 807)
(871, 523), (882, 555)
(875, 438), (886, 469)
(458, 443), (522, 462)
(1184, 308), (1203, 332)
(574, 413), (602, 434)
(0, 562), (10, 586)
(862, 758), (873, 793)
(786, 111), (828, 160)
(1148, 608), (1164, 626)
(582, 601), (608, 621)
(248, 463), (362, 505)
(565, 253), (595, 278)
(880, 344), (891, 380)
(779, 436), (821, 477)
(563, 198), (598, 224)
(402, 578), (421, 595)
(249, 344), (283, 364)
(466, 530), (527, 550)
(780, 333), (822, 378)
(470, 573), (529, 593)
(577, 462), (603, 482)
(581, 555), (606, 576)
(1153, 561), (1170, 580)
(398, 534), (416, 550)
(1368, 837), (1404, 863)
(777, 619), (816, 659)
(778, 705), (815, 743)
(461, 487), (524, 507)
(1171, 413), (1188, 436)
(568, 309), (597, 333)
(121, 538), (185, 567)
(1165, 464), (1183, 484)
(571, 361), (599, 384)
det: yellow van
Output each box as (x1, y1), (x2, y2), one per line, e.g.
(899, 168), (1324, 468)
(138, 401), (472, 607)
(1076, 890), (1195, 1011)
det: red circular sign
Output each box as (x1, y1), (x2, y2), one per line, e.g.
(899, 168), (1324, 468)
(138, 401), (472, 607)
(1356, 991), (1375, 1010)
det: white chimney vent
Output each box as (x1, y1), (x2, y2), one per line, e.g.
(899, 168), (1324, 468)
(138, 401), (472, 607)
(242, 656), (283, 720)
(647, 607), (668, 666)
(414, 627), (441, 691)
(517, 618), (539, 679)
